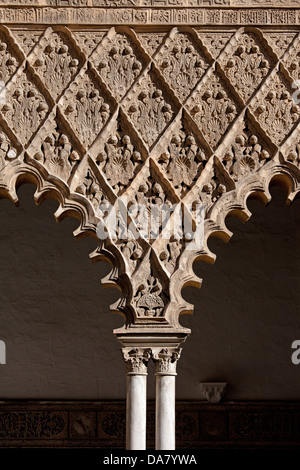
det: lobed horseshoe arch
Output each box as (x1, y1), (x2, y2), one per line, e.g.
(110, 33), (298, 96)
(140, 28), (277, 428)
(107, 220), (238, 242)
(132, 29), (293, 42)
(1, 151), (300, 335)
(0, 9), (299, 448)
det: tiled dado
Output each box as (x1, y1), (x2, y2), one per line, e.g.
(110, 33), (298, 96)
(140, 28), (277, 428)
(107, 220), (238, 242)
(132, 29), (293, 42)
(0, 401), (299, 448)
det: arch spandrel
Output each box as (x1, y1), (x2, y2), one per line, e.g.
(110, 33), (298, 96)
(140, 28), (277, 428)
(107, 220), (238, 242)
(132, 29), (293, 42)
(0, 17), (299, 339)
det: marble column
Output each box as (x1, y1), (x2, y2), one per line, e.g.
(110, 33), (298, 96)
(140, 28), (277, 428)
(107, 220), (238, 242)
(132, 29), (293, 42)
(153, 348), (181, 450)
(122, 347), (151, 450)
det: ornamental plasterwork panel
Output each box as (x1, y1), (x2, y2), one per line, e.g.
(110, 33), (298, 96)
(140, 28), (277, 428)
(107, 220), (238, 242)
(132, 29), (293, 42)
(0, 4), (299, 340)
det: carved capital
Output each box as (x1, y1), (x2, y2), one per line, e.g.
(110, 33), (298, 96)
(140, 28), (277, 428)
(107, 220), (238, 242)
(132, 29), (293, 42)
(153, 347), (182, 376)
(122, 347), (151, 375)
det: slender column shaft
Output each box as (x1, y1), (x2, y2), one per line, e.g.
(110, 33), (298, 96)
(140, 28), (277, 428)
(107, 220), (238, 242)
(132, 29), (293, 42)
(155, 374), (176, 450)
(126, 374), (147, 450)
(153, 348), (181, 451)
(122, 347), (151, 450)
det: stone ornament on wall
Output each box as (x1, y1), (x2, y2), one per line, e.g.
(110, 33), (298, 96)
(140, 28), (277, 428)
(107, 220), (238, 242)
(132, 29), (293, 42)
(0, 21), (300, 337)
(200, 382), (227, 403)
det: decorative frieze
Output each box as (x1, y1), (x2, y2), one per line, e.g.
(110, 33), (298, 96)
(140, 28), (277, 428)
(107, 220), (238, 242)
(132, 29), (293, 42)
(0, 7), (297, 25)
(0, 401), (299, 448)
(0, 0), (299, 6)
(0, 411), (67, 439)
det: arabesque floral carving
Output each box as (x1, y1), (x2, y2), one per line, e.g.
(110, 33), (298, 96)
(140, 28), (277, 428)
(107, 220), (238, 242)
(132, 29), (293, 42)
(0, 23), (299, 335)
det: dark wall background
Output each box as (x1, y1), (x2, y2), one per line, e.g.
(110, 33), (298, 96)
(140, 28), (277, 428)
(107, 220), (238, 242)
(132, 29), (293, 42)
(0, 183), (300, 400)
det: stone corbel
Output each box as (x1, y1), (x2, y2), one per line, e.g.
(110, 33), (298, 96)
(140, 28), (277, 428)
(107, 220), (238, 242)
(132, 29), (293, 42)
(201, 382), (227, 403)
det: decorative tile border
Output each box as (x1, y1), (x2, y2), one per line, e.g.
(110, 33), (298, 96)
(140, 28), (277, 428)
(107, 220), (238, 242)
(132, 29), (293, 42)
(0, 401), (299, 448)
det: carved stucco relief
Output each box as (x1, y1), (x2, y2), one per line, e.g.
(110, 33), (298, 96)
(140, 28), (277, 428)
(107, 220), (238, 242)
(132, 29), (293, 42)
(0, 21), (299, 339)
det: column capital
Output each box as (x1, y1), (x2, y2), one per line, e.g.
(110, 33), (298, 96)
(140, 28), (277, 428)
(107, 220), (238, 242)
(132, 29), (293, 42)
(153, 347), (182, 376)
(122, 347), (151, 375)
